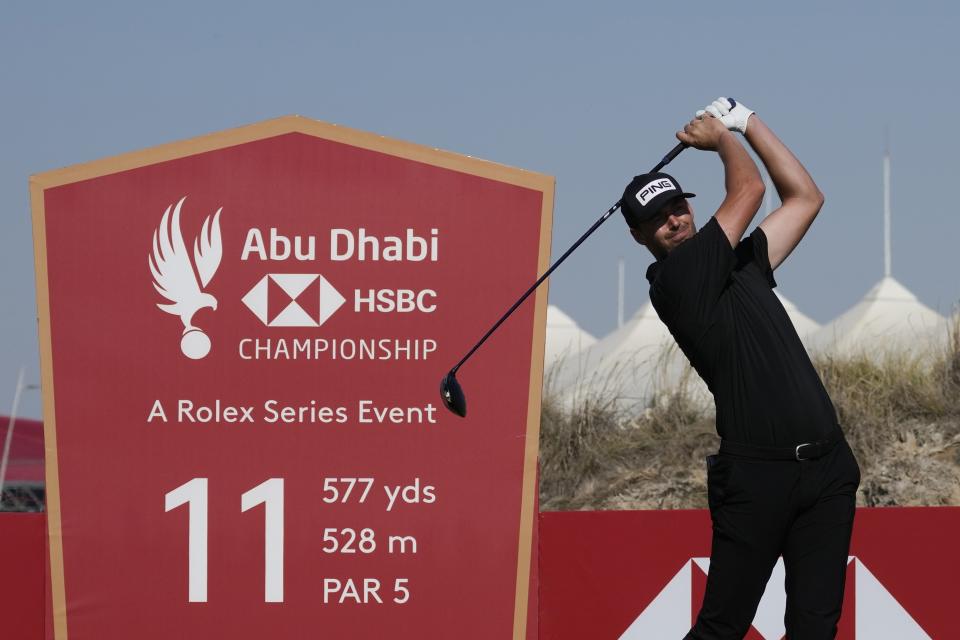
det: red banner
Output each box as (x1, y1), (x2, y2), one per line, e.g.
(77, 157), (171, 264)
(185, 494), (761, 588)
(0, 514), (46, 639)
(31, 118), (552, 639)
(539, 507), (956, 639)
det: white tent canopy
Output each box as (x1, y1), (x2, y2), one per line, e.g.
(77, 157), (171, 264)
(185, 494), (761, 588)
(546, 301), (709, 410)
(808, 150), (952, 358)
(547, 288), (826, 409)
(774, 290), (820, 343)
(544, 305), (597, 369)
(810, 276), (947, 357)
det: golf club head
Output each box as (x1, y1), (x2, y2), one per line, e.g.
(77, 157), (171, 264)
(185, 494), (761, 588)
(440, 371), (467, 417)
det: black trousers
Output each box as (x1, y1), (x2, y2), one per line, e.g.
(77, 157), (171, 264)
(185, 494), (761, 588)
(685, 438), (861, 640)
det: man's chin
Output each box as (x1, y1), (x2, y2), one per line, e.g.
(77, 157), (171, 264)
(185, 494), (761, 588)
(661, 230), (694, 255)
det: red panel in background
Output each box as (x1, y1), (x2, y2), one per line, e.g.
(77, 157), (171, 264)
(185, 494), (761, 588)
(847, 507), (956, 639)
(0, 514), (46, 640)
(539, 510), (713, 639)
(539, 507), (958, 639)
(0, 416), (45, 483)
(37, 126), (549, 639)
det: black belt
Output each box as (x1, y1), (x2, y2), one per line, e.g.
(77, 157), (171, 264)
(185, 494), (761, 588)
(719, 436), (841, 461)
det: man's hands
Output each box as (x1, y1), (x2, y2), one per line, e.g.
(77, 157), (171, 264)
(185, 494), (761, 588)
(676, 114), (730, 151)
(677, 97), (765, 249)
(696, 97), (755, 134)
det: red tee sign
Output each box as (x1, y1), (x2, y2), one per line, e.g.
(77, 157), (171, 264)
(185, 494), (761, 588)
(31, 117), (553, 639)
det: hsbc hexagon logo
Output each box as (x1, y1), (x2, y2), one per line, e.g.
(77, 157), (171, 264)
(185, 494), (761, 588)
(241, 274), (346, 327)
(619, 557), (932, 639)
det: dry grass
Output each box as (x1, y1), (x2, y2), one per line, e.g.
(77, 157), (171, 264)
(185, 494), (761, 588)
(539, 322), (960, 510)
(818, 324), (960, 506)
(539, 367), (717, 511)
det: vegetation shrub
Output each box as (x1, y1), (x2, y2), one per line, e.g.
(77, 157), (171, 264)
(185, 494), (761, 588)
(539, 324), (960, 510)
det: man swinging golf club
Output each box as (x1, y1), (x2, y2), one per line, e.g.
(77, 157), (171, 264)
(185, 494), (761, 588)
(622, 98), (861, 639)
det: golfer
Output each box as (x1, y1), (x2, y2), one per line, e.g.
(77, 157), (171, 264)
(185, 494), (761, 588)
(621, 98), (861, 639)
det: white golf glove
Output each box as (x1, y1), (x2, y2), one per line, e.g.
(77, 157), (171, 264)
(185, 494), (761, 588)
(696, 97), (754, 134)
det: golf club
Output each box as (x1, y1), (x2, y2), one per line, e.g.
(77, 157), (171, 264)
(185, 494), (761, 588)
(440, 141), (689, 417)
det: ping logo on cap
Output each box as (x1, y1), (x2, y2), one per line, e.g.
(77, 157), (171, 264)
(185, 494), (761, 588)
(636, 178), (677, 206)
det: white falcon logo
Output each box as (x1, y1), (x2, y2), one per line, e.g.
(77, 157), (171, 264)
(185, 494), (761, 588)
(149, 197), (223, 359)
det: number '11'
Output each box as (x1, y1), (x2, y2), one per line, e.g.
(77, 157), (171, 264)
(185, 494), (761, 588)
(164, 478), (284, 603)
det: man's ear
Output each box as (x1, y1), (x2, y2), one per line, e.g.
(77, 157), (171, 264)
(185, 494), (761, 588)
(629, 227), (647, 246)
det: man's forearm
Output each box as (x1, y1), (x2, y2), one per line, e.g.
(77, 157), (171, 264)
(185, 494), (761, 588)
(744, 116), (822, 204)
(713, 130), (764, 246)
(718, 130), (764, 197)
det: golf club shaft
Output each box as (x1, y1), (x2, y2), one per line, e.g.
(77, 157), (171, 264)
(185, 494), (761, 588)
(652, 141), (688, 173)
(449, 141), (688, 376)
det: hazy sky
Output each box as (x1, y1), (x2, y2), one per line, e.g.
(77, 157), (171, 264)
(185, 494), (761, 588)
(3, 1), (958, 419)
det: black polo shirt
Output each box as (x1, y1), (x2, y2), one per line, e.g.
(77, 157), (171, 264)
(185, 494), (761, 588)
(645, 216), (840, 446)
